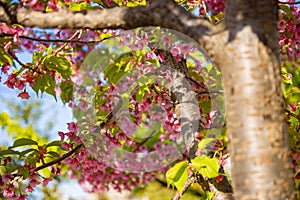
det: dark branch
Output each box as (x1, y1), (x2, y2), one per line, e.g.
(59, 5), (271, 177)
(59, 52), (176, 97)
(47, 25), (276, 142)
(4, 48), (42, 75)
(34, 144), (83, 172)
(278, 1), (300, 4)
(0, 33), (115, 44)
(286, 108), (300, 122)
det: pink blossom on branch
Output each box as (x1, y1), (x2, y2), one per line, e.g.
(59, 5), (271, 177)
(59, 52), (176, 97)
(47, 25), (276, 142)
(17, 90), (30, 99)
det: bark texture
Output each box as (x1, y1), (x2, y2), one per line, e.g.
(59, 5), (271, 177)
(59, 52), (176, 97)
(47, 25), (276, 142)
(218, 0), (296, 199)
(0, 0), (296, 199)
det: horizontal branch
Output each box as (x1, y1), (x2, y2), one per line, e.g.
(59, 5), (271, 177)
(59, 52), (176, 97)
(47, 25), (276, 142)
(0, 0), (227, 70)
(0, 33), (112, 44)
(0, 0), (213, 44)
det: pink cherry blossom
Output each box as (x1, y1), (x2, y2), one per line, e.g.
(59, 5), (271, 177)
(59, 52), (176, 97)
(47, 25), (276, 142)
(67, 122), (80, 132)
(18, 90), (30, 99)
(1, 189), (14, 198)
(42, 177), (53, 186)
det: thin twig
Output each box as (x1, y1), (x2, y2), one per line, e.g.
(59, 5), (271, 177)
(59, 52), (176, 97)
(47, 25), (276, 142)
(0, 33), (116, 44)
(54, 30), (81, 55)
(5, 48), (42, 74)
(286, 108), (300, 121)
(34, 143), (83, 172)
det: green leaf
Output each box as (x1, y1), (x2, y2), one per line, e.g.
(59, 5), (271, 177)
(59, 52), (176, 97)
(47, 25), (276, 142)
(11, 138), (38, 148)
(191, 155), (219, 178)
(166, 161), (188, 194)
(19, 168), (30, 179)
(32, 73), (57, 99)
(279, 5), (293, 19)
(211, 12), (224, 23)
(68, 1), (94, 11)
(0, 149), (20, 156)
(47, 151), (60, 158)
(100, 32), (113, 40)
(198, 138), (216, 149)
(19, 148), (37, 157)
(46, 140), (62, 148)
(0, 47), (13, 65)
(47, 45), (53, 55)
(60, 80), (74, 104)
(25, 151), (37, 167)
(45, 56), (73, 79)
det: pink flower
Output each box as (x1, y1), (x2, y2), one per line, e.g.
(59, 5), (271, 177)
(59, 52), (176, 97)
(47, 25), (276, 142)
(15, 80), (25, 90)
(215, 175), (224, 183)
(278, 20), (286, 32)
(1, 189), (14, 198)
(67, 122), (79, 132)
(145, 52), (154, 60)
(79, 99), (88, 110)
(158, 53), (164, 62)
(55, 86), (62, 96)
(47, 0), (61, 11)
(1, 64), (10, 74)
(1, 173), (13, 183)
(66, 132), (76, 139)
(43, 177), (53, 186)
(4, 41), (12, 50)
(25, 185), (34, 192)
(0, 23), (16, 34)
(170, 46), (181, 58)
(58, 131), (65, 141)
(62, 143), (72, 150)
(18, 194), (27, 200)
(161, 35), (171, 47)
(29, 179), (40, 187)
(18, 90), (30, 99)
(178, 44), (192, 58)
(4, 73), (18, 89)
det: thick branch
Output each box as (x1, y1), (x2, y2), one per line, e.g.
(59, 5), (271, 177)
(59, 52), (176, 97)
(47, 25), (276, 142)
(0, 0), (225, 70)
(0, 0), (212, 42)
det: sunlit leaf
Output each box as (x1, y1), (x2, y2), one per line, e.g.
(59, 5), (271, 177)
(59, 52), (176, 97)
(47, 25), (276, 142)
(45, 56), (73, 79)
(46, 140), (63, 148)
(11, 138), (38, 148)
(0, 149), (20, 156)
(191, 155), (219, 178)
(166, 161), (188, 194)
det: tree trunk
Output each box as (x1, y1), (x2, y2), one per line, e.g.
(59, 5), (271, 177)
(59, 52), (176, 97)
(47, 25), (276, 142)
(213, 0), (296, 199)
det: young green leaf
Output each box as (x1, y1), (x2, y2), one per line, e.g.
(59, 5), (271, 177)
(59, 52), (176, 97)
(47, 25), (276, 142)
(45, 56), (73, 79)
(32, 73), (57, 99)
(47, 151), (60, 158)
(46, 140), (63, 148)
(11, 138), (38, 148)
(19, 148), (37, 157)
(166, 161), (188, 194)
(191, 155), (219, 178)
(0, 149), (20, 156)
(198, 138), (216, 149)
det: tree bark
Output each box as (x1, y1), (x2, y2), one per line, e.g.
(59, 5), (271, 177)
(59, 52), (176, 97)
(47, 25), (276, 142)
(216, 0), (296, 199)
